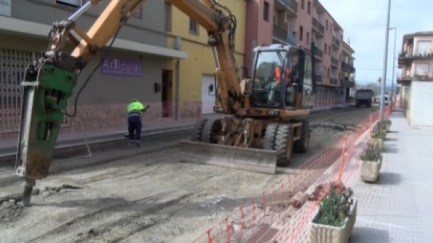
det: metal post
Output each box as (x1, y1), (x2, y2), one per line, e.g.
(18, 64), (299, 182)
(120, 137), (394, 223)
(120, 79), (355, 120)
(380, 0), (392, 122)
(79, 119), (92, 158)
(67, 1), (93, 21)
(390, 27), (397, 109)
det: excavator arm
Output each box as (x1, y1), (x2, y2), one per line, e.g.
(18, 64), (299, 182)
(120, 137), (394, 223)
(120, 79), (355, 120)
(16, 0), (243, 206)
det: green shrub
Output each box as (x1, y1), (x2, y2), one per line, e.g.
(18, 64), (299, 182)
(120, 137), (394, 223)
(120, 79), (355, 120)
(372, 123), (386, 139)
(314, 183), (354, 227)
(360, 142), (382, 162)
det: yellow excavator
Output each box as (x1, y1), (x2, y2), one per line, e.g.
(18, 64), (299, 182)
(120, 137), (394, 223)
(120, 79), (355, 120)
(15, 0), (316, 206)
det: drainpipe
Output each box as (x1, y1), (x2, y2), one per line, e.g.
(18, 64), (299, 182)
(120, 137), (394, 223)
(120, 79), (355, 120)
(174, 36), (182, 121)
(175, 58), (180, 120)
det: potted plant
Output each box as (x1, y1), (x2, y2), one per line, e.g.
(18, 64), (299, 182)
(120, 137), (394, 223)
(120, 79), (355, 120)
(371, 123), (386, 150)
(384, 118), (392, 132)
(308, 183), (357, 243)
(360, 142), (382, 182)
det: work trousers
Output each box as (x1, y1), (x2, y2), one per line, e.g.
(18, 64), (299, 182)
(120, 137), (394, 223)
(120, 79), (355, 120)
(128, 115), (142, 142)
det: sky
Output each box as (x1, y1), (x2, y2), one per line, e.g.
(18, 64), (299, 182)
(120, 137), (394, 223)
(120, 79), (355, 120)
(319, 0), (433, 85)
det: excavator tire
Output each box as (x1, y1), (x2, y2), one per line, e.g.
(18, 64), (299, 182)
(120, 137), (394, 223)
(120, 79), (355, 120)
(201, 118), (222, 143)
(275, 125), (293, 166)
(294, 120), (310, 153)
(191, 118), (208, 142)
(263, 123), (280, 150)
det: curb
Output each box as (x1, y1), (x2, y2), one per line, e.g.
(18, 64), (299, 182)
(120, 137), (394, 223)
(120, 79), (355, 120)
(0, 104), (352, 164)
(0, 125), (194, 165)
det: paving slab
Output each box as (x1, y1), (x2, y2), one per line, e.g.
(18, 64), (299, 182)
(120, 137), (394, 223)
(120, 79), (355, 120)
(350, 111), (432, 243)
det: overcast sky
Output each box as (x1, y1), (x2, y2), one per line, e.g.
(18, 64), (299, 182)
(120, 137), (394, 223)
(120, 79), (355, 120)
(320, 0), (433, 85)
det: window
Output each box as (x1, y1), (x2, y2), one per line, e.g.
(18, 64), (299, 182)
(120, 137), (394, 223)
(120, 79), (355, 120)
(306, 32), (310, 44)
(416, 41), (431, 55)
(325, 43), (327, 54)
(164, 1), (172, 32)
(326, 20), (328, 30)
(298, 29), (303, 42)
(307, 1), (311, 14)
(189, 18), (199, 34)
(264, 1), (270, 21)
(415, 63), (429, 76)
(301, 0), (305, 9)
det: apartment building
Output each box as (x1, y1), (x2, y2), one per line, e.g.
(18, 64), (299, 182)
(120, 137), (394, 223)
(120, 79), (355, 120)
(397, 31), (433, 126)
(165, 0), (246, 116)
(245, 0), (353, 106)
(0, 0), (187, 137)
(341, 40), (356, 101)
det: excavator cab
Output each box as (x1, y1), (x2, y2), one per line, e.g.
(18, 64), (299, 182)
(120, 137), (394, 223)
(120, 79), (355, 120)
(249, 44), (315, 111)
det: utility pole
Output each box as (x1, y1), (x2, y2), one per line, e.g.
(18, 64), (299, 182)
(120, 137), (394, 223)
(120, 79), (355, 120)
(380, 0), (391, 121)
(389, 27), (397, 110)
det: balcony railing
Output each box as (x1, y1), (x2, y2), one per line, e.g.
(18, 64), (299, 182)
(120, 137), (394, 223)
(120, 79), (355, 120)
(330, 78), (338, 85)
(341, 79), (355, 87)
(314, 47), (323, 58)
(278, 0), (298, 13)
(332, 36), (340, 47)
(397, 75), (433, 82)
(312, 17), (324, 35)
(315, 75), (322, 83)
(341, 61), (355, 73)
(331, 57), (339, 67)
(273, 24), (288, 42)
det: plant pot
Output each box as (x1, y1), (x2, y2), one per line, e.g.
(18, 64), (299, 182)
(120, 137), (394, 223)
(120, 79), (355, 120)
(360, 157), (382, 182)
(372, 138), (384, 150)
(308, 199), (357, 243)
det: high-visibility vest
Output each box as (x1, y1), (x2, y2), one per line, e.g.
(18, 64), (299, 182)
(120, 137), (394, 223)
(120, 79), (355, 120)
(274, 66), (281, 84)
(127, 101), (144, 113)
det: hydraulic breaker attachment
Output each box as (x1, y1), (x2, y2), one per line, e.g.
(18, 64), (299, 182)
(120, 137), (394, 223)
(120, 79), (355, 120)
(178, 140), (277, 174)
(16, 63), (77, 206)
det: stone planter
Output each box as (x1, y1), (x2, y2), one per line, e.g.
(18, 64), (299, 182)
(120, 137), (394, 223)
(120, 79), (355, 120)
(360, 157), (382, 182)
(372, 138), (384, 150)
(308, 199), (357, 243)
(386, 123), (391, 132)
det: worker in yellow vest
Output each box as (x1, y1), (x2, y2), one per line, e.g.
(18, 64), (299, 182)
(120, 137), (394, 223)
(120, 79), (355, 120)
(126, 99), (149, 147)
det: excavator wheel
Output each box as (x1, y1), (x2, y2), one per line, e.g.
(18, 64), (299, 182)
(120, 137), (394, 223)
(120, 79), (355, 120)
(263, 123), (280, 150)
(294, 120), (310, 153)
(191, 118), (208, 141)
(275, 124), (293, 166)
(201, 118), (223, 144)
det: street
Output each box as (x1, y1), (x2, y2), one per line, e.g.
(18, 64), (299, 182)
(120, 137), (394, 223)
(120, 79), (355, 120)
(0, 106), (376, 243)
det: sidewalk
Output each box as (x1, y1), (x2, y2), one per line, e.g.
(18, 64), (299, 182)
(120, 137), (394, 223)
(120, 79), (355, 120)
(350, 111), (432, 243)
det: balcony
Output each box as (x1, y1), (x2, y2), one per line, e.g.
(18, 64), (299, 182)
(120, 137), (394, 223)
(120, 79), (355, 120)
(341, 78), (355, 87)
(331, 57), (339, 67)
(330, 78), (338, 85)
(273, 24), (288, 43)
(341, 61), (355, 73)
(397, 74), (433, 84)
(398, 51), (433, 68)
(314, 47), (323, 59)
(332, 36), (340, 48)
(312, 17), (324, 36)
(275, 0), (298, 16)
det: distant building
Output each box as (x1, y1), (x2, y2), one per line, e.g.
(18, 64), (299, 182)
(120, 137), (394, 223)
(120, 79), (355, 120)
(397, 31), (433, 126)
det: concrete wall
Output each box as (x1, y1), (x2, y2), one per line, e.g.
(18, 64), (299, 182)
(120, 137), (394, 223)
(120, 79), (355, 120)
(408, 81), (433, 126)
